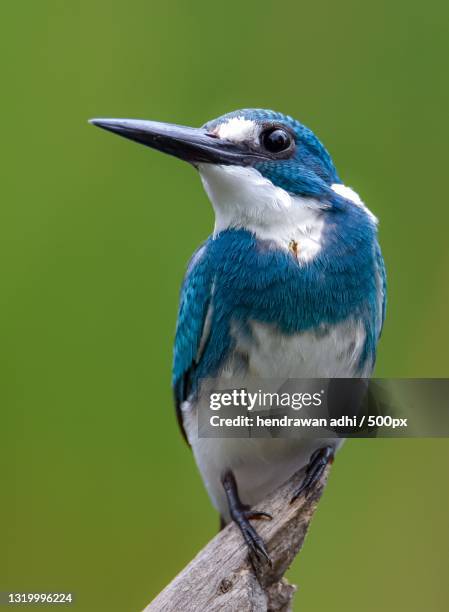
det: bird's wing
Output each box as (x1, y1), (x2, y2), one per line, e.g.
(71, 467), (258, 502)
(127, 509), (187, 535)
(172, 241), (214, 444)
(376, 243), (387, 339)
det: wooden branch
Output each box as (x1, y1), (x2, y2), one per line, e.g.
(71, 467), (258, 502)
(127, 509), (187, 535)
(144, 464), (331, 612)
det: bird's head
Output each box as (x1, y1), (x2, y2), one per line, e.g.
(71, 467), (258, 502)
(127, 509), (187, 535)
(90, 109), (375, 246)
(203, 109), (340, 197)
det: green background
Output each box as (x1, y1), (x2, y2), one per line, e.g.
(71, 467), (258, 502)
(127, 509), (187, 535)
(1, 1), (449, 610)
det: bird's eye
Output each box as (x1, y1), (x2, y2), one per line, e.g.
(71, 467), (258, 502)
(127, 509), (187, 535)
(261, 128), (292, 153)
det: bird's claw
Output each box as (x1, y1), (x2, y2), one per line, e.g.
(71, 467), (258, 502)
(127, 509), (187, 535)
(291, 446), (334, 503)
(237, 517), (272, 565)
(222, 470), (272, 565)
(232, 505), (272, 565)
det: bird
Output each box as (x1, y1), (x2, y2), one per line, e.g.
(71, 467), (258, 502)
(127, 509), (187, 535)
(90, 109), (386, 563)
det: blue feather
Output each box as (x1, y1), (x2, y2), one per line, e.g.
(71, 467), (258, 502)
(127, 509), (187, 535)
(173, 194), (385, 405)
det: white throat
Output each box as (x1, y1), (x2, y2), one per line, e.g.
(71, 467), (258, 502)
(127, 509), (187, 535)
(199, 164), (326, 264)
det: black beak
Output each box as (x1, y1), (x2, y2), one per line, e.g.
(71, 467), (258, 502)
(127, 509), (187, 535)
(89, 118), (264, 166)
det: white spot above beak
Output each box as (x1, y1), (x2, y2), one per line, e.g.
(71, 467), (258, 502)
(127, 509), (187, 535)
(213, 117), (259, 144)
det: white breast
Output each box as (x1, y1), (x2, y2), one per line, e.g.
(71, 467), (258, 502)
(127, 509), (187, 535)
(183, 318), (367, 520)
(235, 317), (371, 379)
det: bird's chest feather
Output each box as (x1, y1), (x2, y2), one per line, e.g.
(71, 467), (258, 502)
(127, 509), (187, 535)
(195, 225), (381, 382)
(179, 225), (382, 517)
(227, 317), (369, 379)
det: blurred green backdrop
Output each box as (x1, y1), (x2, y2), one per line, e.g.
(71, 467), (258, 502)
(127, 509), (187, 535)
(1, 1), (449, 611)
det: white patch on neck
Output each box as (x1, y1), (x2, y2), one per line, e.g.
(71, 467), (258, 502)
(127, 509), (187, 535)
(213, 117), (259, 144)
(331, 183), (378, 224)
(199, 164), (325, 264)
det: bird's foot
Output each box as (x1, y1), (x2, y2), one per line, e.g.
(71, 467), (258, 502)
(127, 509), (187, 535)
(222, 470), (272, 566)
(291, 446), (334, 503)
(231, 506), (273, 566)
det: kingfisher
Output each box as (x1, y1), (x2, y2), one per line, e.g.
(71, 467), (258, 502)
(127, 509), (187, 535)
(90, 109), (386, 563)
